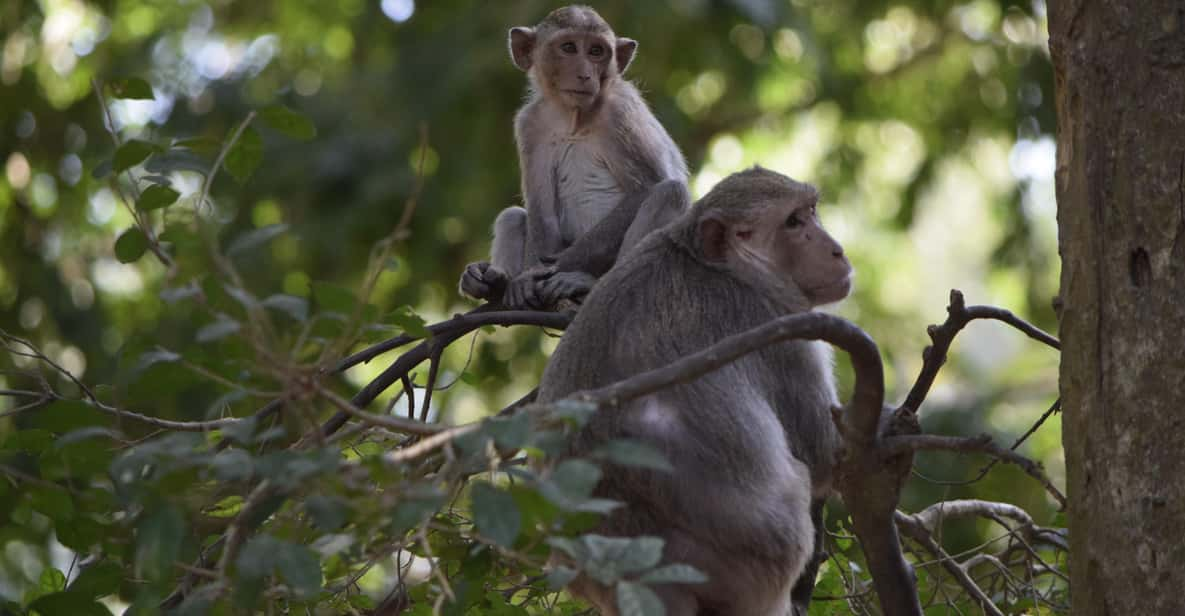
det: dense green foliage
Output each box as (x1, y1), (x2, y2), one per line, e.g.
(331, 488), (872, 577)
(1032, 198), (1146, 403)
(0, 0), (1064, 614)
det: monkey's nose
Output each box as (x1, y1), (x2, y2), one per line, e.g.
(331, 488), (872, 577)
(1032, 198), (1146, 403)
(832, 247), (844, 258)
(578, 75), (590, 81)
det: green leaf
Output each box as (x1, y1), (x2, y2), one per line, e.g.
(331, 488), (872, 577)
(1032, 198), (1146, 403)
(108, 77), (154, 100)
(172, 136), (221, 155)
(312, 282), (358, 314)
(226, 223), (289, 257)
(550, 459), (602, 501)
(305, 495), (350, 531)
(114, 227), (149, 263)
(91, 159), (112, 179)
(195, 317), (241, 343)
(593, 439), (674, 473)
(29, 400), (108, 434)
(638, 563), (709, 585)
(39, 567), (66, 595)
(484, 412), (530, 451)
(275, 543), (322, 599)
(29, 592), (113, 616)
(470, 482), (521, 548)
(236, 536), (321, 600)
(260, 104), (316, 140)
(70, 561), (123, 598)
(224, 126), (263, 183)
(135, 184), (180, 211)
(261, 294), (309, 321)
(113, 140), (158, 173)
(210, 448), (254, 482)
(616, 582), (665, 616)
(386, 305), (429, 337)
(135, 504), (186, 581)
(56, 517), (103, 552)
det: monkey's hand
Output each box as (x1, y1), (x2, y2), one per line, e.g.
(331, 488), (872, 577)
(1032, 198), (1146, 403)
(458, 261), (509, 302)
(502, 265), (556, 310)
(537, 270), (596, 306)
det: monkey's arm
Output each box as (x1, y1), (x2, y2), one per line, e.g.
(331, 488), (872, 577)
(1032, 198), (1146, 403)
(547, 188), (650, 276)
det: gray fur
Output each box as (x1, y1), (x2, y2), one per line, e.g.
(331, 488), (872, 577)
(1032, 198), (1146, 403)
(460, 6), (689, 308)
(537, 168), (846, 615)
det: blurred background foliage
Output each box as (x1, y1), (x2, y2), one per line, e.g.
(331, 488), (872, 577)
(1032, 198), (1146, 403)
(0, 0), (1062, 611)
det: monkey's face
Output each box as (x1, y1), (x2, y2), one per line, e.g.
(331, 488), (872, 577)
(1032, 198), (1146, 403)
(731, 194), (853, 307)
(539, 32), (616, 112)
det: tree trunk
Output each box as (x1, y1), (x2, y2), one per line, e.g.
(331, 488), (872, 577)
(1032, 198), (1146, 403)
(1049, 2), (1185, 613)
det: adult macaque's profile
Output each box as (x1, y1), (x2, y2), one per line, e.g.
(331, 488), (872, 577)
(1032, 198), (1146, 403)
(537, 167), (852, 615)
(460, 5), (689, 309)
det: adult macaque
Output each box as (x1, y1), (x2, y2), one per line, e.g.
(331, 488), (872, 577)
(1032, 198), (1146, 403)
(460, 5), (689, 309)
(537, 167), (852, 615)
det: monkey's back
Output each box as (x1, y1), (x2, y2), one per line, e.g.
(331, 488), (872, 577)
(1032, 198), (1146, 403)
(537, 230), (826, 568)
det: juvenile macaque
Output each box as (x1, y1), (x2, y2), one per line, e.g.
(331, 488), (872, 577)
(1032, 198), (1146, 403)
(537, 167), (852, 615)
(460, 5), (689, 309)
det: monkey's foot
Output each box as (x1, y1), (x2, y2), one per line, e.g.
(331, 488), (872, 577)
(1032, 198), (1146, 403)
(537, 271), (596, 307)
(459, 261), (508, 302)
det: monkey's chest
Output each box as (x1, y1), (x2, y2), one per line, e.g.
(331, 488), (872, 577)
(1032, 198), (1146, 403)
(554, 141), (625, 244)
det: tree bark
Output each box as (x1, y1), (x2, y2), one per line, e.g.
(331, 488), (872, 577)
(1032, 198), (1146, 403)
(1050, 2), (1185, 614)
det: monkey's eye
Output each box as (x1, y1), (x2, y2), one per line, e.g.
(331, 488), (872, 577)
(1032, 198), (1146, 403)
(785, 213), (804, 229)
(589, 45), (605, 57)
(561, 42), (578, 54)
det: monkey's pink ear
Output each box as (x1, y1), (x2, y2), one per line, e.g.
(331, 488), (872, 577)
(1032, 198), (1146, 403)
(509, 27), (535, 71)
(699, 218), (729, 262)
(616, 38), (638, 73)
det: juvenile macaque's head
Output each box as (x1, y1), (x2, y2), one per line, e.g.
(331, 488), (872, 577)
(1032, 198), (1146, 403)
(508, 6), (637, 113)
(694, 167), (853, 307)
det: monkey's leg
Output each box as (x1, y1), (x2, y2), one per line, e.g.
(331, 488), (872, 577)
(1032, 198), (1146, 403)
(788, 499), (826, 616)
(620, 179), (691, 254)
(459, 207), (526, 301)
(539, 180), (691, 306)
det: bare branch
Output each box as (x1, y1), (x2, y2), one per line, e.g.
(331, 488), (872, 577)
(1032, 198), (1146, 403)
(895, 511), (1005, 616)
(318, 387), (447, 436)
(322, 308), (571, 437)
(882, 433), (1066, 508)
(900, 289), (1059, 416)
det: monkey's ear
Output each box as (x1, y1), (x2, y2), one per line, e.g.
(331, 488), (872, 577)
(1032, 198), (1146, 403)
(616, 38), (638, 73)
(698, 218), (730, 262)
(509, 27), (536, 71)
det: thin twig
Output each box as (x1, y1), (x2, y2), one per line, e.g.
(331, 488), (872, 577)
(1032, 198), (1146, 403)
(895, 511), (1005, 616)
(900, 289), (1059, 416)
(882, 434), (1066, 508)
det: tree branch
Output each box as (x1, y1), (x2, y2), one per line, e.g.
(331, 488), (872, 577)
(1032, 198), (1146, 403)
(900, 289), (1059, 416)
(882, 433), (1066, 508)
(895, 510), (1005, 616)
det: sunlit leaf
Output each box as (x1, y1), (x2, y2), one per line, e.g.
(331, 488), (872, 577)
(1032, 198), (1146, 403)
(260, 104), (316, 140)
(638, 563), (708, 585)
(108, 77), (154, 100)
(224, 126), (263, 183)
(114, 227), (149, 263)
(616, 582), (665, 616)
(546, 566), (579, 590)
(135, 184), (179, 211)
